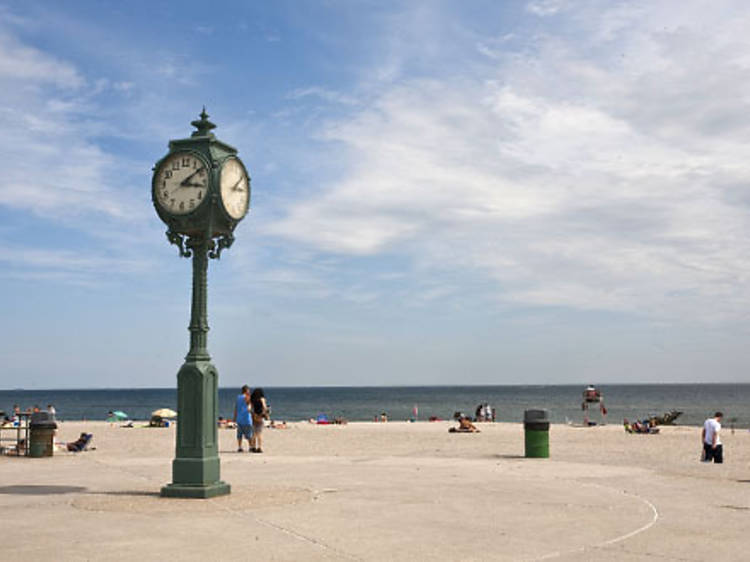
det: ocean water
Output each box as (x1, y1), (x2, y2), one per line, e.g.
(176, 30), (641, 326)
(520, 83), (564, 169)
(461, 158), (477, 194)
(0, 384), (747, 427)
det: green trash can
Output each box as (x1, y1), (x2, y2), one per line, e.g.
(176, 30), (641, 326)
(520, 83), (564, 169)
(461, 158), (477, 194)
(524, 409), (549, 458)
(29, 412), (57, 458)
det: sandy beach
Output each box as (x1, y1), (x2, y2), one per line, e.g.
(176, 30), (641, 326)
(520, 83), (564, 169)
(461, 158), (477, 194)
(1, 420), (748, 561)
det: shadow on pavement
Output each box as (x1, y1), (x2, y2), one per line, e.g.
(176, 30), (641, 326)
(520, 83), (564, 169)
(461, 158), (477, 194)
(89, 490), (161, 497)
(0, 485), (88, 495)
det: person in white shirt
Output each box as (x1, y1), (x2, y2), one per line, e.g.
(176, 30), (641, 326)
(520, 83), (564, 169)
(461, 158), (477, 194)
(701, 411), (723, 464)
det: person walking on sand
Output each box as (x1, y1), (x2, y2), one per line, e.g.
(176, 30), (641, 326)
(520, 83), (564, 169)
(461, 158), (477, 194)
(233, 385), (253, 452)
(702, 411), (723, 463)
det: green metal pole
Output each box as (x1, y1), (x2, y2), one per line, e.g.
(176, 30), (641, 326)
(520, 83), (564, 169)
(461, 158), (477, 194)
(187, 237), (210, 361)
(161, 236), (230, 498)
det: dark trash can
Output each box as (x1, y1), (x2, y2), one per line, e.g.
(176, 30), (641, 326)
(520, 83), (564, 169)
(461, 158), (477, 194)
(29, 412), (57, 458)
(524, 409), (549, 458)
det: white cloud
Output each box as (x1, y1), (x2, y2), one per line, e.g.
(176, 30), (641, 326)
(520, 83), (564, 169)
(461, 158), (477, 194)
(264, 2), (750, 322)
(0, 243), (157, 287)
(0, 32), (82, 87)
(0, 29), (145, 222)
(286, 86), (358, 106)
(526, 0), (565, 17)
(113, 81), (134, 93)
(0, 103), (141, 221)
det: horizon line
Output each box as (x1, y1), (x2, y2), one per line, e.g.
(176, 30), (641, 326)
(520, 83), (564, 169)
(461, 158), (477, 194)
(2, 381), (749, 392)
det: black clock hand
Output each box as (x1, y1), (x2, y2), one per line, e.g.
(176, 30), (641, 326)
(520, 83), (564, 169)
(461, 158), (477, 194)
(169, 180), (202, 196)
(180, 167), (205, 187)
(231, 177), (245, 191)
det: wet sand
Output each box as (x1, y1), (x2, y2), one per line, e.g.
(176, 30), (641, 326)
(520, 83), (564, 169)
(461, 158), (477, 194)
(1, 421), (747, 560)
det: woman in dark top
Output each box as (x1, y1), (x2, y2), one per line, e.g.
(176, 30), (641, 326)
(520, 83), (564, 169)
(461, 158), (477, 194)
(249, 388), (268, 453)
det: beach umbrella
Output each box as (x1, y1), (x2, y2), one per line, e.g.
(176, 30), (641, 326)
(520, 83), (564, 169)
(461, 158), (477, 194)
(107, 410), (128, 421)
(151, 408), (177, 419)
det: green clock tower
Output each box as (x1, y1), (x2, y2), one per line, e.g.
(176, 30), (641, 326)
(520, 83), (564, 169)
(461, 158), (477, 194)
(152, 109), (250, 498)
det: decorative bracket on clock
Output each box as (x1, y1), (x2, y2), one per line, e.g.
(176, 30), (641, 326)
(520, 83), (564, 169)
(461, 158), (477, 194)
(166, 229), (192, 258)
(208, 232), (234, 260)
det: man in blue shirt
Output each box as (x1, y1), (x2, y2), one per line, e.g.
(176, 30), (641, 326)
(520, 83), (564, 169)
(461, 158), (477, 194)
(233, 385), (253, 452)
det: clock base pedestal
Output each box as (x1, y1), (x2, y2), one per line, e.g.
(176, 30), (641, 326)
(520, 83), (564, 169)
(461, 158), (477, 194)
(161, 360), (230, 499)
(161, 481), (231, 499)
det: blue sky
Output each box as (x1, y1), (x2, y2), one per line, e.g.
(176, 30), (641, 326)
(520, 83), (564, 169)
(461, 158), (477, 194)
(2, 0), (750, 389)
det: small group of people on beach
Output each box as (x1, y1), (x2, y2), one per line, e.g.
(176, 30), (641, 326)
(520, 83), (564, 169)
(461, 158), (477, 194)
(1, 404), (55, 427)
(623, 418), (660, 434)
(623, 410), (725, 462)
(474, 403), (496, 422)
(233, 386), (268, 453)
(1, 404), (88, 456)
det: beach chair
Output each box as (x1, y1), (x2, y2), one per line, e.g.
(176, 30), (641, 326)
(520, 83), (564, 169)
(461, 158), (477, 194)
(67, 433), (93, 452)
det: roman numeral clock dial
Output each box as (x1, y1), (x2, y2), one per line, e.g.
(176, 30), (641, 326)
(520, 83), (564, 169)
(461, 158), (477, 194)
(154, 152), (208, 214)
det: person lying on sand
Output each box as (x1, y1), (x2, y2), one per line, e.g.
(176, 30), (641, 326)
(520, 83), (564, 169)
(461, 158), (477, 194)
(623, 418), (660, 434)
(449, 416), (480, 433)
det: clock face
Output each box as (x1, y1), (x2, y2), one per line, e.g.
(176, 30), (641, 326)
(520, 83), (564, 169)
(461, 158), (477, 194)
(153, 152), (209, 215)
(219, 158), (249, 220)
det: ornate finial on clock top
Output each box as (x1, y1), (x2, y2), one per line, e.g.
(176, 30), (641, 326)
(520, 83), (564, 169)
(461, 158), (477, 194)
(191, 106), (216, 138)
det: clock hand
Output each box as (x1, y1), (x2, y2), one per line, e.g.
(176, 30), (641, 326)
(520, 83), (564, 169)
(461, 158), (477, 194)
(180, 167), (205, 187)
(169, 181), (201, 196)
(231, 177), (245, 191)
